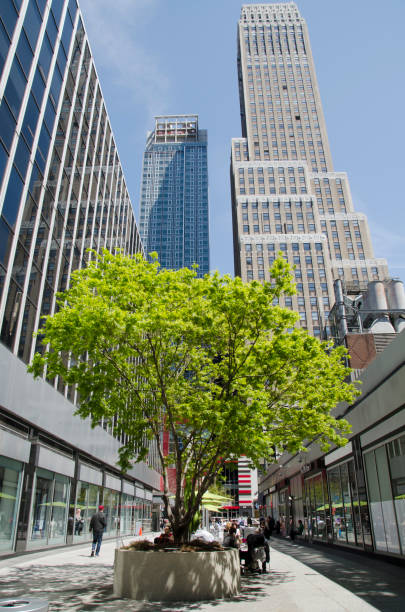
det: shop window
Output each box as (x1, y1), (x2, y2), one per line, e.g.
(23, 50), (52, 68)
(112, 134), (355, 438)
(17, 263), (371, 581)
(387, 434), (405, 553)
(328, 466), (346, 543)
(364, 448), (401, 554)
(74, 480), (101, 542)
(29, 468), (70, 547)
(0, 455), (23, 552)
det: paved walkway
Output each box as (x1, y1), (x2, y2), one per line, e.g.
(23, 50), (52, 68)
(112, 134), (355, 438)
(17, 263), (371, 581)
(0, 535), (403, 611)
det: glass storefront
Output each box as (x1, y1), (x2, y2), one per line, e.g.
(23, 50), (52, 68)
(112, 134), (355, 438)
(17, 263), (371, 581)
(103, 488), (120, 536)
(29, 468), (70, 547)
(327, 459), (372, 548)
(73, 480), (102, 542)
(143, 499), (152, 531)
(388, 435), (405, 553)
(278, 488), (289, 535)
(303, 472), (330, 541)
(0, 456), (23, 552)
(0, 453), (153, 552)
(120, 494), (135, 535)
(364, 433), (405, 556)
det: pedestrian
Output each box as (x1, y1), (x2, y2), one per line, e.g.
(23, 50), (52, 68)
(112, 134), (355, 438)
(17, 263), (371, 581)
(263, 517), (272, 544)
(89, 504), (106, 557)
(223, 526), (238, 548)
(289, 518), (296, 540)
(275, 519), (281, 534)
(74, 508), (83, 535)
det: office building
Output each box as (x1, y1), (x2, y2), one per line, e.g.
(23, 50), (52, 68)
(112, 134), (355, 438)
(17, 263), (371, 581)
(0, 0), (160, 556)
(139, 115), (209, 276)
(231, 2), (389, 338)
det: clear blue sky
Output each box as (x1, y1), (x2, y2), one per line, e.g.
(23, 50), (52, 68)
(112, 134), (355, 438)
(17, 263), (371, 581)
(79, 0), (405, 282)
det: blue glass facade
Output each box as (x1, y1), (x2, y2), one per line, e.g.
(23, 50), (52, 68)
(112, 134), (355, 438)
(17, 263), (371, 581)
(0, 0), (159, 558)
(139, 115), (209, 276)
(0, 0), (142, 365)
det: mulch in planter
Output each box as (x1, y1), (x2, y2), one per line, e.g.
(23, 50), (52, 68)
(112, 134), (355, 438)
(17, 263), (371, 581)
(121, 538), (224, 552)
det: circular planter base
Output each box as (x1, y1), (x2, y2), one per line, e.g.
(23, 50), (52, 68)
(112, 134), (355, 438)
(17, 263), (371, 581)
(113, 548), (240, 601)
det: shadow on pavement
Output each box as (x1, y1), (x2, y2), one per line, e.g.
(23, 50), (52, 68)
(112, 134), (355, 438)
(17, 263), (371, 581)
(0, 562), (292, 611)
(270, 537), (405, 612)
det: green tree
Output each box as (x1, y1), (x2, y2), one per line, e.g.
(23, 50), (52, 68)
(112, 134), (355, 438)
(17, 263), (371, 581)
(29, 250), (358, 544)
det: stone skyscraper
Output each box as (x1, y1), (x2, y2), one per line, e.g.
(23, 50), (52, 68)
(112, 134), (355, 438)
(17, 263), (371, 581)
(231, 2), (389, 337)
(139, 115), (209, 276)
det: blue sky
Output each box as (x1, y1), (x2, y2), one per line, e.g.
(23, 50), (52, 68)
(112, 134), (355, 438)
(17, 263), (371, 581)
(79, 0), (405, 282)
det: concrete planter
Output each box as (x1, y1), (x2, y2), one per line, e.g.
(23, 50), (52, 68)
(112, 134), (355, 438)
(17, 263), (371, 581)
(113, 548), (240, 601)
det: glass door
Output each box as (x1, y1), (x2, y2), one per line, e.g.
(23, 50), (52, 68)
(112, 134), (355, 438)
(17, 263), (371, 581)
(48, 474), (69, 545)
(29, 469), (53, 546)
(0, 456), (23, 553)
(29, 469), (70, 548)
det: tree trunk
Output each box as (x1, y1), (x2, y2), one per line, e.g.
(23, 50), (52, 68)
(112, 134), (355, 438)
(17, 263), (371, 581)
(172, 522), (190, 546)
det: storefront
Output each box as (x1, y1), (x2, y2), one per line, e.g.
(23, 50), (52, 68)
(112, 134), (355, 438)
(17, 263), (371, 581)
(121, 481), (136, 536)
(303, 471), (329, 541)
(103, 474), (122, 537)
(0, 455), (24, 553)
(266, 485), (278, 519)
(29, 469), (70, 548)
(27, 445), (75, 550)
(73, 464), (103, 543)
(326, 458), (372, 548)
(289, 473), (304, 531)
(363, 431), (405, 557)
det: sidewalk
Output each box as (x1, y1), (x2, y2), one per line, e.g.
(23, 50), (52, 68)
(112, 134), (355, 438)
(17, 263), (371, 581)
(0, 535), (394, 611)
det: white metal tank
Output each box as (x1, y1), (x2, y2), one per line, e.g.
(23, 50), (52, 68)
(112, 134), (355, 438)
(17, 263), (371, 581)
(385, 279), (405, 332)
(364, 281), (395, 333)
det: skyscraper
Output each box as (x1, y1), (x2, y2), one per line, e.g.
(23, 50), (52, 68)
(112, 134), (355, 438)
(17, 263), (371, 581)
(231, 2), (389, 338)
(139, 115), (209, 276)
(0, 0), (159, 556)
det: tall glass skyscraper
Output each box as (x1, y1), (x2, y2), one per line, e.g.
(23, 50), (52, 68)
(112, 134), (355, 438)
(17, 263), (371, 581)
(231, 2), (389, 337)
(139, 115), (209, 276)
(0, 0), (159, 556)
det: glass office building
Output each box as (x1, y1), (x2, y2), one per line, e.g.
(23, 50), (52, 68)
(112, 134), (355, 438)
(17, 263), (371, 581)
(139, 115), (209, 276)
(0, 0), (160, 556)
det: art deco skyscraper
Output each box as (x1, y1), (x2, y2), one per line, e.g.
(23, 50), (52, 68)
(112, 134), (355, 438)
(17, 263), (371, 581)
(139, 115), (209, 276)
(231, 2), (389, 337)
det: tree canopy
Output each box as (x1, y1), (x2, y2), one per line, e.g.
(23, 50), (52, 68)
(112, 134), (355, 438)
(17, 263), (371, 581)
(29, 250), (358, 543)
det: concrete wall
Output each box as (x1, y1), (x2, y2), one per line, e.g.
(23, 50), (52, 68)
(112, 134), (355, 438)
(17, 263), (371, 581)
(0, 344), (161, 490)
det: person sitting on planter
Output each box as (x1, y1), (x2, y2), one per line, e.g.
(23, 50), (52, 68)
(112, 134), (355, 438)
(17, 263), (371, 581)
(232, 521), (241, 547)
(154, 525), (174, 545)
(223, 526), (238, 548)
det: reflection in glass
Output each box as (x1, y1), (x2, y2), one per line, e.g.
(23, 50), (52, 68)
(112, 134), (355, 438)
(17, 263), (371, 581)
(328, 466), (346, 542)
(73, 480), (101, 541)
(341, 463), (355, 543)
(30, 472), (52, 542)
(388, 435), (405, 554)
(0, 457), (22, 552)
(49, 475), (69, 543)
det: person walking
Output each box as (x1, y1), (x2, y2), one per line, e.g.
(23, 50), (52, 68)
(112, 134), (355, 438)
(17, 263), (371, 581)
(89, 504), (106, 557)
